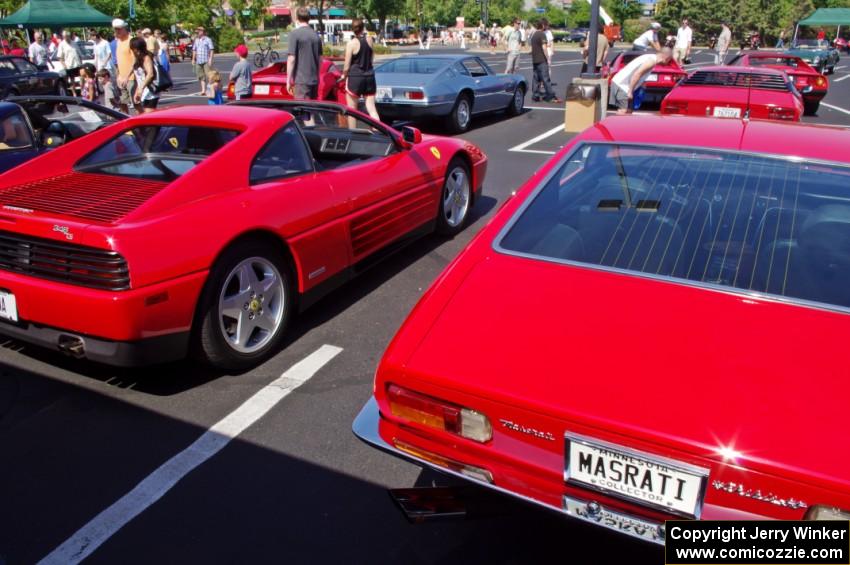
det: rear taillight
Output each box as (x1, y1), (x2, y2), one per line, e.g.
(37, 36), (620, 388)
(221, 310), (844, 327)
(387, 384), (493, 443)
(768, 107), (797, 121)
(393, 440), (494, 483)
(806, 506), (850, 520)
(227, 82), (235, 98)
(404, 90), (425, 100)
(815, 76), (827, 87)
(662, 101), (688, 115)
(272, 85), (282, 95)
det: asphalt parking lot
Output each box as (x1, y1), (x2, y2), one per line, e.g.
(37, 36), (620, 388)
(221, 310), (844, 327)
(2, 45), (850, 565)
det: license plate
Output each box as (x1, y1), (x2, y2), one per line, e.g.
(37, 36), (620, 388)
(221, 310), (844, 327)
(376, 87), (392, 101)
(0, 290), (18, 322)
(253, 84), (270, 95)
(713, 106), (741, 118)
(646, 73), (658, 82)
(564, 432), (708, 517)
(563, 495), (664, 544)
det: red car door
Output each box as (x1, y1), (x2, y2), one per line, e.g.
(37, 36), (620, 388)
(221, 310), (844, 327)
(319, 126), (442, 263)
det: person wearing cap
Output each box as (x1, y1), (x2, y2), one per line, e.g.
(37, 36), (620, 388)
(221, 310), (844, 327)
(229, 44), (252, 101)
(633, 23), (662, 52)
(716, 22), (732, 65)
(192, 26), (215, 96)
(112, 18), (137, 114)
(143, 28), (159, 59)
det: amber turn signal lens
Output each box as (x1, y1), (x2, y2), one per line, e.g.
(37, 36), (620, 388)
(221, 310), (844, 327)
(387, 384), (492, 442)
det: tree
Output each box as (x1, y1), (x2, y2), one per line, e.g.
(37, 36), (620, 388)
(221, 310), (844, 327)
(0, 0), (24, 19)
(568, 0), (591, 27)
(603, 0), (640, 28)
(348, 0), (405, 33)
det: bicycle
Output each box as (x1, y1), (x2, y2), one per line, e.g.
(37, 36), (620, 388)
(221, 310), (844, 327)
(253, 40), (279, 67)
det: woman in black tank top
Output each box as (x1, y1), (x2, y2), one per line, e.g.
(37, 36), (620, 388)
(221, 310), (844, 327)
(341, 18), (380, 121)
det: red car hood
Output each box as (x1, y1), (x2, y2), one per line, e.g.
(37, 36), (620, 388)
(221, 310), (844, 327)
(403, 251), (850, 489)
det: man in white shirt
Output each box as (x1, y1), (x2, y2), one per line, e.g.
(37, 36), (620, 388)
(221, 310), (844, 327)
(609, 47), (672, 114)
(90, 30), (112, 71)
(633, 22), (661, 52)
(27, 31), (47, 66)
(716, 22), (731, 65)
(56, 30), (82, 96)
(674, 18), (692, 65)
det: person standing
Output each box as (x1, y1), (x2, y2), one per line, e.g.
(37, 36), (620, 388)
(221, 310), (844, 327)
(27, 31), (47, 66)
(113, 19), (136, 114)
(529, 19), (560, 103)
(609, 47), (672, 114)
(90, 30), (112, 72)
(716, 22), (731, 65)
(673, 18), (692, 65)
(341, 18), (379, 123)
(57, 30), (82, 96)
(143, 29), (159, 59)
(286, 7), (322, 100)
(581, 28), (609, 74)
(505, 19), (522, 74)
(228, 44), (252, 101)
(130, 37), (159, 113)
(192, 26), (214, 96)
(633, 22), (661, 52)
(775, 29), (787, 49)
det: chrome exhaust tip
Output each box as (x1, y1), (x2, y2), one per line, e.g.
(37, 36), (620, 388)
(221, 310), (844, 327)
(57, 334), (85, 358)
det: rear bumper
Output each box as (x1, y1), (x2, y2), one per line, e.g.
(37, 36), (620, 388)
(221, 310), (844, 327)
(353, 397), (772, 545)
(377, 102), (454, 121)
(0, 319), (189, 366)
(0, 269), (207, 365)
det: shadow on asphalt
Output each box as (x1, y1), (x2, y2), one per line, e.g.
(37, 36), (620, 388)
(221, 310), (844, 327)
(0, 195), (499, 396)
(0, 363), (661, 564)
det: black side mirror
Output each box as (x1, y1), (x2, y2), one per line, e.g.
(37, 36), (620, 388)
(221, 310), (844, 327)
(401, 126), (422, 145)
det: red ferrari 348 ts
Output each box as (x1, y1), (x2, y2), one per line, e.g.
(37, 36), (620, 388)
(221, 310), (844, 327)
(728, 51), (829, 115)
(660, 66), (803, 122)
(226, 59), (346, 104)
(0, 101), (486, 369)
(355, 115), (850, 543)
(602, 50), (687, 106)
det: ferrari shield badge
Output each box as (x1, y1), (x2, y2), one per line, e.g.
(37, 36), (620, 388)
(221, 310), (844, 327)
(430, 147), (441, 160)
(168, 137), (179, 149)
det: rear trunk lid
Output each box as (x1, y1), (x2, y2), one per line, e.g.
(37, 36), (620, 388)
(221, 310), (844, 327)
(403, 252), (850, 491)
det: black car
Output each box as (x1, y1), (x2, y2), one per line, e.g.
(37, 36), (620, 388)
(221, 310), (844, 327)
(0, 56), (65, 99)
(0, 95), (126, 173)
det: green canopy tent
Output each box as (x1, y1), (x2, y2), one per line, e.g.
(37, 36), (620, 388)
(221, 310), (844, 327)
(794, 8), (850, 44)
(0, 0), (113, 28)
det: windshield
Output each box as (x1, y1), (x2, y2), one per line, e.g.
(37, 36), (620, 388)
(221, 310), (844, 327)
(498, 143), (850, 312)
(377, 58), (447, 74)
(795, 39), (829, 48)
(76, 125), (238, 181)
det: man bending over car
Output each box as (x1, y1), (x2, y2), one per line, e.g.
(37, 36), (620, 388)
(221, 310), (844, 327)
(609, 47), (672, 114)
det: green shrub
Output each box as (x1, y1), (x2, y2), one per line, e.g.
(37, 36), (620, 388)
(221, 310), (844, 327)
(622, 19), (644, 43)
(218, 25), (245, 52)
(372, 44), (392, 55)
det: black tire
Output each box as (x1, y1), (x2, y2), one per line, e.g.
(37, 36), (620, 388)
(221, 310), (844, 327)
(436, 157), (472, 236)
(828, 65), (835, 75)
(269, 51), (280, 62)
(445, 93), (473, 133)
(192, 240), (294, 372)
(55, 82), (66, 96)
(804, 100), (820, 116)
(506, 84), (525, 116)
(254, 53), (265, 68)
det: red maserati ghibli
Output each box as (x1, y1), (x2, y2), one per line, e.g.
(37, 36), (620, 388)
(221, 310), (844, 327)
(602, 50), (686, 105)
(226, 59), (346, 103)
(660, 66), (803, 121)
(355, 115), (850, 543)
(728, 51), (829, 115)
(0, 102), (486, 369)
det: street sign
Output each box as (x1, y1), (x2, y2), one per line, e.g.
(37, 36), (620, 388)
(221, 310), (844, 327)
(535, 7), (545, 13)
(242, 9), (251, 15)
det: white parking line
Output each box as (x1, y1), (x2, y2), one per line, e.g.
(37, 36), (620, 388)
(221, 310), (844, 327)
(509, 124), (564, 154)
(833, 73), (850, 82)
(821, 102), (850, 115)
(38, 344), (344, 565)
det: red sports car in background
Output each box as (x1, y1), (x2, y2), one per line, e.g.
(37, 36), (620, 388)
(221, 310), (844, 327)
(602, 50), (686, 105)
(661, 66), (803, 121)
(355, 115), (850, 543)
(728, 51), (828, 115)
(227, 58), (346, 103)
(0, 101), (486, 370)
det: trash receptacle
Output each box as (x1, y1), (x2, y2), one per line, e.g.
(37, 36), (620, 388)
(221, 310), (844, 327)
(564, 78), (606, 133)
